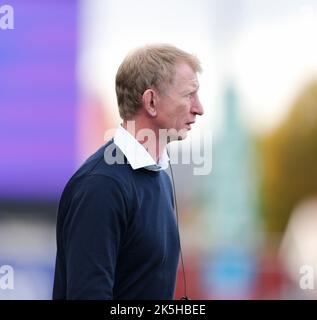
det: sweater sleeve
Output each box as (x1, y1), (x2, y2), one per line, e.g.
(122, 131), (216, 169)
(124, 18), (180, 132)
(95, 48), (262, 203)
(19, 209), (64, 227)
(62, 174), (128, 299)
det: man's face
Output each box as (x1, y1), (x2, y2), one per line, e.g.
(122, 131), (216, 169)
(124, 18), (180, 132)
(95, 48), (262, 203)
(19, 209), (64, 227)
(155, 63), (204, 140)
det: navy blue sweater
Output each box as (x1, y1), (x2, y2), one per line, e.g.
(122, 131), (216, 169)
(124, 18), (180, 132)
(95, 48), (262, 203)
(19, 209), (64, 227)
(53, 140), (180, 300)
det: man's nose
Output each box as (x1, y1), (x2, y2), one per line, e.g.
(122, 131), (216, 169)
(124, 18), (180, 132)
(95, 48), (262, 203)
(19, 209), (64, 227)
(191, 96), (204, 116)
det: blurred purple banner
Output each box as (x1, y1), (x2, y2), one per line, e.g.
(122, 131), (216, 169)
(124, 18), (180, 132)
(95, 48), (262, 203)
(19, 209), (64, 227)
(0, 1), (78, 201)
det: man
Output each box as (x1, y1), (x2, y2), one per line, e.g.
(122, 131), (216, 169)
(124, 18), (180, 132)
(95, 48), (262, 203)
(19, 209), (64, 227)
(53, 44), (204, 300)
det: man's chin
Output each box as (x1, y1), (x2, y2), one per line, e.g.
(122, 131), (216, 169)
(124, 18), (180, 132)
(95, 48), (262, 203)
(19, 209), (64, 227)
(178, 128), (188, 140)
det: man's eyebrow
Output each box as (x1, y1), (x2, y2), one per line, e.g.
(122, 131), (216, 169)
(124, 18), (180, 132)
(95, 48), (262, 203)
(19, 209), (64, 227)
(181, 89), (199, 96)
(191, 79), (199, 89)
(190, 83), (200, 92)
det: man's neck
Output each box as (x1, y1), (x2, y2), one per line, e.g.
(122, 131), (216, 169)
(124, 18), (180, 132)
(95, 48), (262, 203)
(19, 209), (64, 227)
(122, 119), (166, 164)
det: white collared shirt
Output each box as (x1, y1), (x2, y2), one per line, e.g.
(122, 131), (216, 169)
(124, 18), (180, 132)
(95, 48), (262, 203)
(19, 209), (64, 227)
(113, 125), (169, 171)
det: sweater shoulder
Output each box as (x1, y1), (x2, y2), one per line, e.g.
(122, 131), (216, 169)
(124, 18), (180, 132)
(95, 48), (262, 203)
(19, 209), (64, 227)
(72, 139), (133, 184)
(59, 140), (135, 205)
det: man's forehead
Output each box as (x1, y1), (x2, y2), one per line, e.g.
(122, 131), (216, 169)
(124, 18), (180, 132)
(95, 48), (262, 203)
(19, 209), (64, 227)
(176, 74), (199, 89)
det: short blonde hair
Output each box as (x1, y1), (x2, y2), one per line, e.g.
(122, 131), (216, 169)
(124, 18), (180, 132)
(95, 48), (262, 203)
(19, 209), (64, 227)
(115, 43), (202, 120)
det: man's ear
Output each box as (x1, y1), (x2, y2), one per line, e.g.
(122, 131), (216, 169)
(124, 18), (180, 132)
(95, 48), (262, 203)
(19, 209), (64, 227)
(142, 89), (157, 117)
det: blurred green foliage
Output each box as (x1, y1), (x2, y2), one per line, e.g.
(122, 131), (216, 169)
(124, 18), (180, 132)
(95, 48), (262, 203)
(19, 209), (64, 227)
(261, 78), (317, 234)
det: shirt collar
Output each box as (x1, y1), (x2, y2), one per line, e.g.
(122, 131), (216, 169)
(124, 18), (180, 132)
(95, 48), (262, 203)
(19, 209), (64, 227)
(113, 124), (169, 171)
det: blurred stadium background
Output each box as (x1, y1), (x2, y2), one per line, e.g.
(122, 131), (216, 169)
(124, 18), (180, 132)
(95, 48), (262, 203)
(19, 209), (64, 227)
(1, 0), (317, 299)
